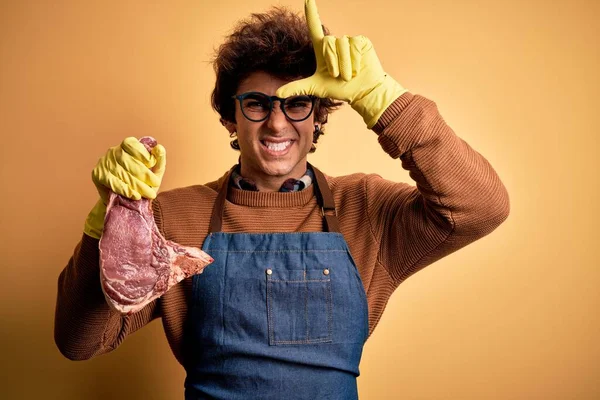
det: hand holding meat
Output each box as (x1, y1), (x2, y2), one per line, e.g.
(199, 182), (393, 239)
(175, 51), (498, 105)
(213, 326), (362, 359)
(92, 136), (166, 203)
(85, 137), (213, 315)
(84, 137), (166, 239)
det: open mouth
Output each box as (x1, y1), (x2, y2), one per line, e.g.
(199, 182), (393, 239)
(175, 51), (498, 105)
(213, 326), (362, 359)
(260, 140), (294, 154)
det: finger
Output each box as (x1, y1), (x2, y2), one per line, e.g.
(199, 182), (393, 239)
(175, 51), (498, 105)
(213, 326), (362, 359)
(354, 34), (373, 54)
(349, 36), (363, 77)
(276, 76), (321, 98)
(151, 144), (167, 180)
(121, 137), (156, 168)
(114, 147), (162, 188)
(337, 35), (352, 81)
(92, 157), (154, 200)
(305, 0), (325, 44)
(323, 36), (339, 78)
(103, 173), (144, 200)
(108, 168), (157, 200)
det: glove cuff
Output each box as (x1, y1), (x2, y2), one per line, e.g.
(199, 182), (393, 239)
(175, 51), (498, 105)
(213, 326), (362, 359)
(83, 199), (107, 240)
(351, 75), (408, 129)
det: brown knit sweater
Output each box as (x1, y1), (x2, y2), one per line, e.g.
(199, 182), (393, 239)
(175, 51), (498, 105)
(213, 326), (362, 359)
(54, 93), (510, 365)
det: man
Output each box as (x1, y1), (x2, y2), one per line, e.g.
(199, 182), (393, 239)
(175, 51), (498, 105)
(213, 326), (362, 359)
(55, 1), (510, 398)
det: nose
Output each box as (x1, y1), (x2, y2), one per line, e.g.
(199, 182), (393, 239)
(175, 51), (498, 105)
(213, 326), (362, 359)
(265, 100), (288, 132)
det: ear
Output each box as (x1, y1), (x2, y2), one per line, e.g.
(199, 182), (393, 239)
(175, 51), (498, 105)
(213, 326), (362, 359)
(220, 118), (237, 134)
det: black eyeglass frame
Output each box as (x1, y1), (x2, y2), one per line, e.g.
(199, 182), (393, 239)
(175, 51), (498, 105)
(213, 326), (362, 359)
(232, 91), (317, 122)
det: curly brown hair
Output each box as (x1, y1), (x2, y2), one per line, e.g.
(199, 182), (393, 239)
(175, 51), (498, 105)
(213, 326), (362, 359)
(210, 7), (342, 152)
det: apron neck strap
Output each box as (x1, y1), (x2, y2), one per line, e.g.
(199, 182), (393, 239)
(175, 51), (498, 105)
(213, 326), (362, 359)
(208, 163), (340, 233)
(310, 163), (340, 233)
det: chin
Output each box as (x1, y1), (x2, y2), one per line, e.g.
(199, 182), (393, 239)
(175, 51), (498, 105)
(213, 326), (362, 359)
(259, 160), (298, 177)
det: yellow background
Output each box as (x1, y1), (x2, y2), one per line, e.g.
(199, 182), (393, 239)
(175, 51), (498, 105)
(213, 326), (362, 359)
(1, 0), (598, 398)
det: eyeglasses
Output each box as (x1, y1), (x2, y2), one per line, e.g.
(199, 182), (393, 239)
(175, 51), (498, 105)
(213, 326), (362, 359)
(232, 92), (317, 122)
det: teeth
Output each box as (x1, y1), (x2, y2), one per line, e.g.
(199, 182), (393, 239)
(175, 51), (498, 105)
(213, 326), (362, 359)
(264, 140), (291, 152)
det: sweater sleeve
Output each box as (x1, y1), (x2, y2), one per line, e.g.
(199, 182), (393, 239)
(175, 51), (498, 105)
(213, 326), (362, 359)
(54, 218), (161, 361)
(366, 92), (510, 284)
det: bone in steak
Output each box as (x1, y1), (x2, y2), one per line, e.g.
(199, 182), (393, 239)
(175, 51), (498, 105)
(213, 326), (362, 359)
(99, 136), (213, 315)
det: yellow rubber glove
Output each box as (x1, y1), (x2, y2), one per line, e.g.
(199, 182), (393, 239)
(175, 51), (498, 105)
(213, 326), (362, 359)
(83, 137), (166, 239)
(276, 0), (408, 129)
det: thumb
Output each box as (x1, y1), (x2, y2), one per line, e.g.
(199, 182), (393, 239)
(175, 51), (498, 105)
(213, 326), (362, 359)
(151, 144), (167, 181)
(276, 76), (323, 98)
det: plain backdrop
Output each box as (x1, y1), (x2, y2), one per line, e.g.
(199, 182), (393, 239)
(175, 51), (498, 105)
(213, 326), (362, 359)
(1, 0), (598, 399)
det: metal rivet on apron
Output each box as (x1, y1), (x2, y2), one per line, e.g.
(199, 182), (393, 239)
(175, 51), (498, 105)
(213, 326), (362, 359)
(266, 268), (273, 275)
(323, 268), (330, 275)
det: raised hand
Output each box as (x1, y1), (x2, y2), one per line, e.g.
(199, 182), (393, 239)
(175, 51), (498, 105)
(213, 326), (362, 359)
(276, 0), (407, 128)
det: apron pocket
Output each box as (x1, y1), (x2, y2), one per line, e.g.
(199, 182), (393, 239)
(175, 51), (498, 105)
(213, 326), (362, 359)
(266, 268), (333, 345)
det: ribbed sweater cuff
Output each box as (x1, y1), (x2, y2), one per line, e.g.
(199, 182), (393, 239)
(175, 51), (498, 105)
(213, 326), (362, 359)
(372, 92), (414, 134)
(375, 94), (441, 160)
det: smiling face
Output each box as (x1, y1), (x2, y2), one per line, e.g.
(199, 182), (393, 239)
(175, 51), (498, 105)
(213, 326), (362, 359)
(227, 71), (317, 191)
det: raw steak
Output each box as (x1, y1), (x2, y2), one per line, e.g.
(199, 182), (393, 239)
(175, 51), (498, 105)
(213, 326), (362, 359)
(99, 136), (213, 315)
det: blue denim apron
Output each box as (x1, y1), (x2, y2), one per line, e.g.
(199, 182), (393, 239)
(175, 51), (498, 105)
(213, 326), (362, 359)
(184, 164), (369, 399)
